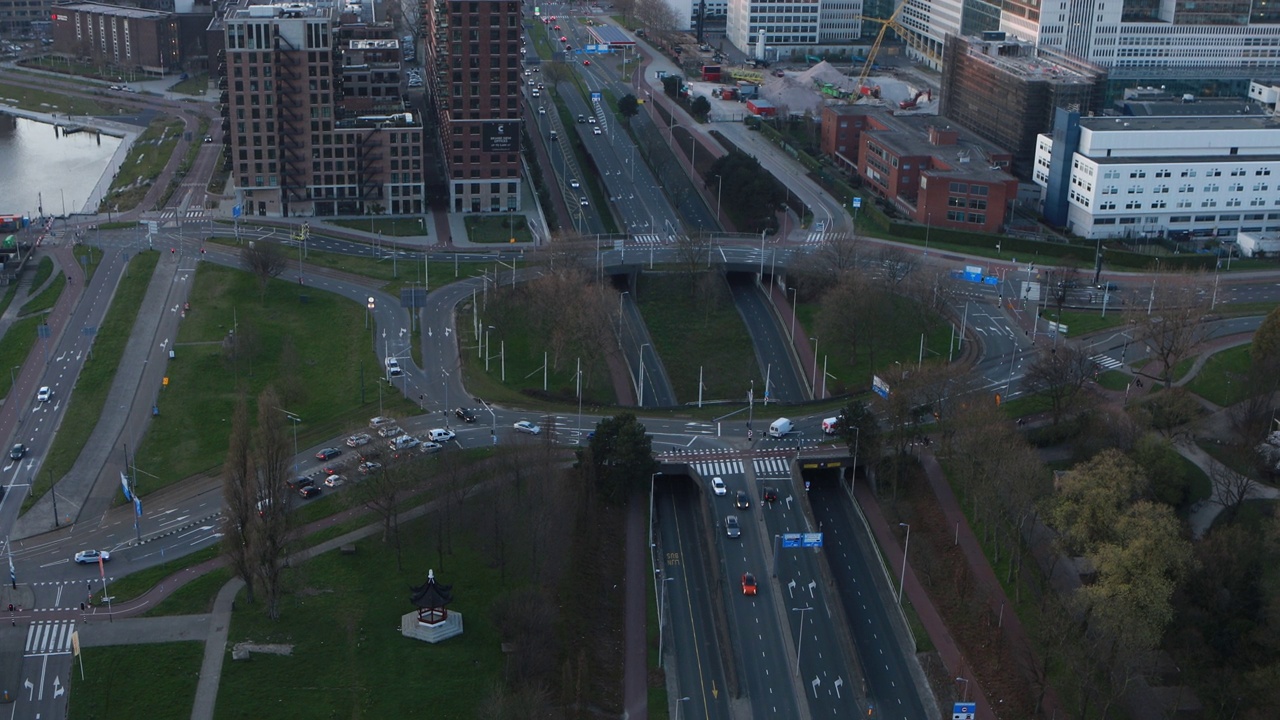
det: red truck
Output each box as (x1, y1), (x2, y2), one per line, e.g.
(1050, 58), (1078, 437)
(701, 65), (722, 82)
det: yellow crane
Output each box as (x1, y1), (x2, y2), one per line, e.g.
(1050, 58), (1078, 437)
(854, 2), (940, 93)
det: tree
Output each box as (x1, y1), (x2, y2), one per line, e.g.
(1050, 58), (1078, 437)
(616, 94), (639, 122)
(585, 413), (658, 504)
(838, 399), (880, 468)
(1127, 271), (1212, 388)
(1023, 344), (1096, 425)
(1250, 304), (1280, 375)
(670, 233), (711, 295)
(661, 74), (682, 98)
(1130, 433), (1190, 508)
(362, 461), (410, 568)
(690, 95), (710, 119)
(1209, 446), (1258, 516)
(1050, 449), (1150, 553)
(251, 386), (293, 620)
(1132, 387), (1202, 441)
(221, 391), (257, 604)
(240, 240), (287, 301)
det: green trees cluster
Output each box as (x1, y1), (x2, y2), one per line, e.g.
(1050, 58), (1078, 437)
(580, 413), (658, 505)
(704, 150), (786, 233)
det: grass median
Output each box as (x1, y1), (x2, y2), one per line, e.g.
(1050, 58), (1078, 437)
(68, 642), (204, 719)
(26, 251), (159, 510)
(131, 263), (420, 492)
(0, 315), (44, 400)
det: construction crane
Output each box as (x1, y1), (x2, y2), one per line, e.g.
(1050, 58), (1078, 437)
(854, 1), (940, 94)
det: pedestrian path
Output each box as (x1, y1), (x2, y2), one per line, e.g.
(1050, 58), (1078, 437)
(1091, 354), (1124, 370)
(25, 619), (74, 655)
(157, 209), (207, 221)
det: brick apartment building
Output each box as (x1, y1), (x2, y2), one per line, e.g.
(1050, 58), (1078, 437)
(423, 0), (523, 213)
(821, 104), (1018, 234)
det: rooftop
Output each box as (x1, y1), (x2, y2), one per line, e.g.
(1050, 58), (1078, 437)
(349, 38), (400, 50)
(955, 32), (1096, 85)
(54, 2), (170, 19)
(229, 1), (328, 20)
(1079, 115), (1280, 132)
(837, 104), (1015, 181)
(590, 25), (634, 46)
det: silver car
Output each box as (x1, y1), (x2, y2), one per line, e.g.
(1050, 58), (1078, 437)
(725, 515), (741, 538)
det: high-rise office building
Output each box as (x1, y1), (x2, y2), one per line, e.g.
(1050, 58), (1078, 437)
(423, 0), (523, 213)
(212, 0), (424, 218)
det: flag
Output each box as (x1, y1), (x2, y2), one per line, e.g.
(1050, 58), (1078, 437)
(71, 631), (80, 657)
(120, 472), (131, 501)
(134, 497), (142, 518)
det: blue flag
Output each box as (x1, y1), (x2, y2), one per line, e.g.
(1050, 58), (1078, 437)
(120, 472), (132, 501)
(134, 497), (143, 517)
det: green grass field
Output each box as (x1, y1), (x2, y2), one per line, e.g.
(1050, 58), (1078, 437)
(1056, 309), (1130, 337)
(103, 116), (184, 213)
(0, 315), (44, 399)
(17, 271), (64, 316)
(464, 214), (534, 243)
(68, 642), (205, 720)
(144, 567), (233, 617)
(637, 273), (762, 403)
(324, 216), (431, 237)
(130, 264), (419, 493)
(27, 252), (159, 510)
(216, 517), (507, 719)
(1184, 344), (1253, 407)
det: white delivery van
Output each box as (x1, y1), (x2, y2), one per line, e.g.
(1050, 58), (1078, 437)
(768, 418), (792, 438)
(822, 417), (840, 435)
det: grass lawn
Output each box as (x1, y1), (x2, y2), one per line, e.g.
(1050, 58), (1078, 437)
(28, 256), (52, 291)
(0, 80), (118, 116)
(328, 217), (430, 237)
(130, 264), (419, 494)
(18, 270), (64, 316)
(75, 245), (106, 283)
(1056, 309), (1129, 337)
(1096, 370), (1131, 391)
(216, 518), (507, 719)
(0, 315), (45, 399)
(637, 273), (761, 402)
(1184, 344), (1253, 407)
(100, 545), (221, 605)
(68, 642), (204, 720)
(27, 252), (159, 510)
(145, 567), (233, 617)
(463, 214), (534, 244)
(102, 116), (183, 213)
(169, 73), (210, 95)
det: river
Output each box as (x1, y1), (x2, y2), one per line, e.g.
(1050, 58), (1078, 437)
(0, 113), (123, 219)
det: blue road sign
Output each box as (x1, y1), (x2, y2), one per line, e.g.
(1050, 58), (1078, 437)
(952, 702), (976, 720)
(801, 533), (823, 547)
(852, 197), (862, 208)
(232, 204), (242, 218)
(781, 533), (803, 548)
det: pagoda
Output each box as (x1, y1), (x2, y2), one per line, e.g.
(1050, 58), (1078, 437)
(401, 569), (463, 643)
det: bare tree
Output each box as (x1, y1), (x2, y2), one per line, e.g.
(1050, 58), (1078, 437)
(1210, 449), (1257, 516)
(1023, 344), (1097, 425)
(251, 386), (292, 620)
(876, 244), (918, 291)
(671, 233), (711, 294)
(1127, 271), (1212, 388)
(362, 461), (409, 568)
(241, 241), (287, 301)
(221, 390), (257, 604)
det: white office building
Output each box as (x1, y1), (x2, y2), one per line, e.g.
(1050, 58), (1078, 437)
(1034, 111), (1280, 240)
(725, 0), (865, 60)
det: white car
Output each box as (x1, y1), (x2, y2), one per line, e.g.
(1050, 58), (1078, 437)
(385, 358), (402, 377)
(74, 550), (110, 564)
(324, 475), (345, 488)
(377, 425), (403, 439)
(538, 106), (546, 115)
(593, 126), (601, 135)
(419, 441), (444, 454)
(346, 433), (371, 448)
(514, 420), (541, 435)
(711, 477), (727, 496)
(369, 416), (396, 428)
(569, 178), (580, 188)
(427, 428), (456, 443)
(36, 386), (51, 403)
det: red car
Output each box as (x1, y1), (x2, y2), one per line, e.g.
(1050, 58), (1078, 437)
(560, 36), (567, 42)
(554, 25), (561, 30)
(582, 59), (590, 66)
(741, 573), (758, 596)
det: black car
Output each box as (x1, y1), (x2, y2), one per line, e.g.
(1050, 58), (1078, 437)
(9, 443), (25, 461)
(298, 485), (321, 499)
(735, 490), (751, 510)
(454, 407), (477, 423)
(315, 447), (342, 461)
(762, 486), (778, 504)
(287, 477), (315, 490)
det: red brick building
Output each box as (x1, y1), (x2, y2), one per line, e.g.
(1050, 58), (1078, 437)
(821, 104), (1018, 234)
(50, 2), (180, 74)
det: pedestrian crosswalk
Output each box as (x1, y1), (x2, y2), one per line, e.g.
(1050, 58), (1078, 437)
(632, 234), (663, 246)
(753, 456), (791, 477)
(691, 458), (744, 477)
(805, 231), (825, 244)
(158, 209), (207, 220)
(1091, 354), (1123, 370)
(26, 620), (74, 656)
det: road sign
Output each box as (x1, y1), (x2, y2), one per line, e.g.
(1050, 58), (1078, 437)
(781, 533), (802, 548)
(872, 375), (889, 400)
(801, 532), (823, 547)
(232, 204), (243, 218)
(952, 702), (976, 720)
(852, 197), (862, 208)
(591, 91), (602, 101)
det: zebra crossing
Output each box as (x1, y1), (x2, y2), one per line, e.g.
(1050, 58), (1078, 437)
(632, 234), (663, 246)
(753, 456), (791, 477)
(26, 620), (74, 656)
(1091, 354), (1123, 370)
(157, 208), (207, 220)
(690, 458), (744, 477)
(805, 231), (825, 244)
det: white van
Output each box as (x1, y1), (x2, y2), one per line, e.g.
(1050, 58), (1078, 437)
(427, 428), (456, 443)
(768, 418), (792, 438)
(822, 417), (840, 435)
(389, 435), (419, 451)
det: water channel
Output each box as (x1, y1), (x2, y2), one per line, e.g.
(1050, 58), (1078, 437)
(0, 113), (123, 219)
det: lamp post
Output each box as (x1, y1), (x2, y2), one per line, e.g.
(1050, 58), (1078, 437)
(441, 368), (450, 427)
(675, 697), (691, 720)
(1147, 257), (1161, 315)
(619, 290), (629, 348)
(788, 287), (798, 341)
(281, 410), (301, 475)
(897, 522), (911, 604)
(956, 676), (970, 703)
(792, 605), (813, 676)
(639, 343), (650, 408)
(716, 174), (723, 226)
(485, 326), (495, 372)
(366, 296), (375, 329)
(810, 336), (819, 399)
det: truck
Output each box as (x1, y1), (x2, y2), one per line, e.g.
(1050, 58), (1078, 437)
(701, 65), (722, 82)
(746, 98), (776, 117)
(736, 82), (759, 100)
(768, 418), (792, 438)
(711, 86), (738, 100)
(822, 417), (840, 435)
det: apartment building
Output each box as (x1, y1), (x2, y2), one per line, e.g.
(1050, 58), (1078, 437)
(49, 3), (181, 74)
(423, 0), (523, 213)
(1035, 108), (1280, 240)
(212, 0), (424, 217)
(821, 104), (1018, 234)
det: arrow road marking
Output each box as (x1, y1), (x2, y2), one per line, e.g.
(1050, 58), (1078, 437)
(787, 579), (796, 598)
(834, 677), (843, 699)
(808, 580), (817, 598)
(53, 676), (63, 699)
(811, 676), (821, 698)
(24, 678), (32, 701)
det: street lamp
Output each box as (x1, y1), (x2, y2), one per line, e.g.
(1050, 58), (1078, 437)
(281, 410), (301, 475)
(485, 326), (495, 372)
(366, 296), (375, 329)
(639, 343), (650, 408)
(897, 522), (911, 604)
(792, 605), (813, 676)
(441, 368), (451, 427)
(619, 290), (629, 348)
(956, 676), (970, 702)
(715, 174), (723, 225)
(675, 696), (691, 720)
(788, 287), (798, 342)
(810, 337), (819, 399)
